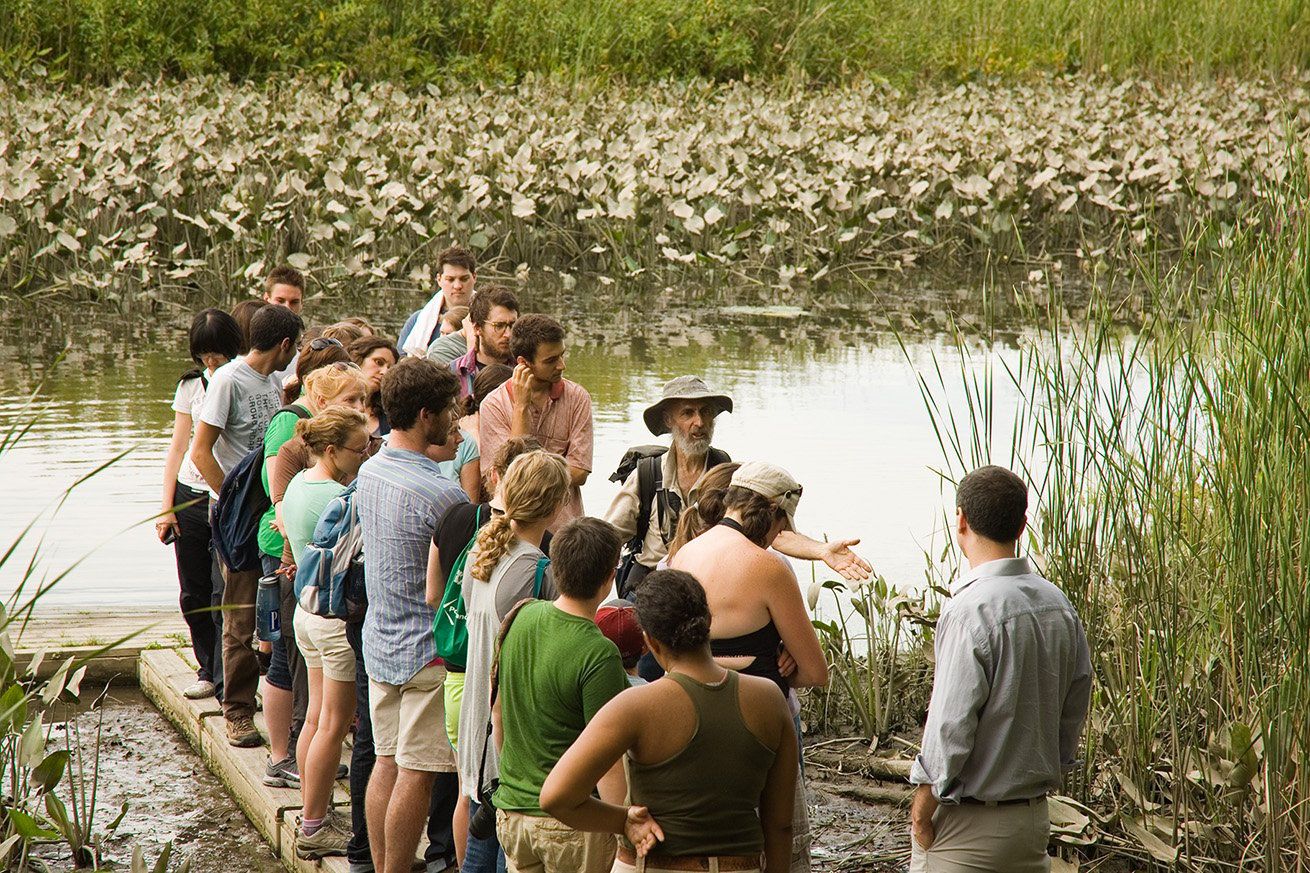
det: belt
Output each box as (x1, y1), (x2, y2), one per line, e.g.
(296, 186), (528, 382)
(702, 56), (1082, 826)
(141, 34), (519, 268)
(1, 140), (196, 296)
(615, 845), (759, 870)
(959, 795), (1044, 807)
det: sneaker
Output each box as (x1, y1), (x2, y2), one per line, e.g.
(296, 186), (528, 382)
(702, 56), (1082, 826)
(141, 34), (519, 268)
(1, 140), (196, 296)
(337, 762), (349, 780)
(295, 809), (352, 860)
(225, 715), (263, 748)
(263, 754), (300, 788)
(183, 679), (217, 700)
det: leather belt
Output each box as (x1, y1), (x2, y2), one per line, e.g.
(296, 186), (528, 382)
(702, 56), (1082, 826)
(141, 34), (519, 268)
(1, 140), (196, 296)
(615, 845), (760, 870)
(959, 795), (1044, 807)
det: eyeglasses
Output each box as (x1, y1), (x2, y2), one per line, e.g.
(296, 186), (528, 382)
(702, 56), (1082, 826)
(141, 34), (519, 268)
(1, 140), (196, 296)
(336, 442), (369, 455)
(777, 486), (803, 501)
(329, 361), (361, 371)
(309, 337), (345, 351)
(483, 320), (516, 333)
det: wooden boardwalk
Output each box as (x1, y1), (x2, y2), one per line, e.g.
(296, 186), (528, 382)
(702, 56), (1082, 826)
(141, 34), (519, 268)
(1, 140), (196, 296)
(139, 647), (353, 873)
(9, 609), (190, 683)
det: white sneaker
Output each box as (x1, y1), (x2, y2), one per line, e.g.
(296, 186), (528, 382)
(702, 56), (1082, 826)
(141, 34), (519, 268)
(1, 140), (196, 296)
(183, 679), (217, 699)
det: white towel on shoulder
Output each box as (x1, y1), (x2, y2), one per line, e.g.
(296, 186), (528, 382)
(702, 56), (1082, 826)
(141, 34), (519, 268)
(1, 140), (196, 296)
(400, 291), (446, 357)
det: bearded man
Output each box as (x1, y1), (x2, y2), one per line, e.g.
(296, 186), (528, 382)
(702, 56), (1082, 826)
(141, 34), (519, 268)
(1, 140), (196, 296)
(604, 376), (872, 594)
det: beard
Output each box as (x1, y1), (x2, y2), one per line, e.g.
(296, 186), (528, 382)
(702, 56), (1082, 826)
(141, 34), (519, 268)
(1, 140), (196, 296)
(671, 419), (715, 460)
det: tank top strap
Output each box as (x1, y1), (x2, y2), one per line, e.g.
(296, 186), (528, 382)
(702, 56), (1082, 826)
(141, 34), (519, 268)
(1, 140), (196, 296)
(665, 669), (742, 729)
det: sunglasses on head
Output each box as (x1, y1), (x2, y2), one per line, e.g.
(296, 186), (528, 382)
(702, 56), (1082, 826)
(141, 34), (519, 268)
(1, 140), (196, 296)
(309, 337), (345, 351)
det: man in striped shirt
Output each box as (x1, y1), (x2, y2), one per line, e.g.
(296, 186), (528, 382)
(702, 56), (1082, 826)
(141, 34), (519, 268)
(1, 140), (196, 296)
(356, 358), (468, 873)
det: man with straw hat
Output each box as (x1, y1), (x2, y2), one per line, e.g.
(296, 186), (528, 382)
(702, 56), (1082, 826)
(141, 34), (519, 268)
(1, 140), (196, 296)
(605, 375), (871, 596)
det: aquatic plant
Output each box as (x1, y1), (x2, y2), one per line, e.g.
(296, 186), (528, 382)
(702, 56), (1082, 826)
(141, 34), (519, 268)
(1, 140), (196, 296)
(1, 74), (1305, 305)
(912, 165), (1310, 868)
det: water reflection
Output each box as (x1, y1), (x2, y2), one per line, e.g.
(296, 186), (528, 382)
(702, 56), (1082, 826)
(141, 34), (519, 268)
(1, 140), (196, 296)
(0, 289), (1027, 609)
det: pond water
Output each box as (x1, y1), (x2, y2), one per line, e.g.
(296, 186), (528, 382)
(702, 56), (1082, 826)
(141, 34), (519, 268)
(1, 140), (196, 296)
(0, 285), (1028, 612)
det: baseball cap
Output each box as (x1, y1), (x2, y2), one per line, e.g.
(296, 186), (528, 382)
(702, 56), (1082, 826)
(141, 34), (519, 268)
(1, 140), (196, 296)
(730, 461), (803, 530)
(596, 599), (645, 668)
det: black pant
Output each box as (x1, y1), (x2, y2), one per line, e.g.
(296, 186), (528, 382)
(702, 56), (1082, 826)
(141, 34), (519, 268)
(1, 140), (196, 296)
(346, 621), (458, 870)
(172, 482), (222, 685)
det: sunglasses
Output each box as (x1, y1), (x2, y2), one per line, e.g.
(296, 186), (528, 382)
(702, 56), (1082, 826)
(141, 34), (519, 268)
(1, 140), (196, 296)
(309, 337), (345, 351)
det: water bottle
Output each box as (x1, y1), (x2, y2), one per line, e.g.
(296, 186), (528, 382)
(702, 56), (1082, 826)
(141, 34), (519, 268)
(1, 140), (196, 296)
(256, 573), (282, 642)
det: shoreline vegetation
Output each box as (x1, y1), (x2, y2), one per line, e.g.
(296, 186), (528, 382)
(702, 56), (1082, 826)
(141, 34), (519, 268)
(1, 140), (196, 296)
(2, 0), (1308, 85)
(3, 74), (1307, 306)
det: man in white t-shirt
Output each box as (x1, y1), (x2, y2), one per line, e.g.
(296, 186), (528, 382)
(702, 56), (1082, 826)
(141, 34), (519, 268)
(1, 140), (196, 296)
(191, 304), (302, 748)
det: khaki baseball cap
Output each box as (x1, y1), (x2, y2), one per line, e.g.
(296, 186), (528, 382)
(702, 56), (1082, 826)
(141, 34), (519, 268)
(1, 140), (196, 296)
(730, 461), (803, 529)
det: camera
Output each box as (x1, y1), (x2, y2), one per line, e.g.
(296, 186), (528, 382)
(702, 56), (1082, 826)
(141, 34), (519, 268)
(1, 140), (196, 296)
(468, 783), (499, 841)
(162, 527), (177, 545)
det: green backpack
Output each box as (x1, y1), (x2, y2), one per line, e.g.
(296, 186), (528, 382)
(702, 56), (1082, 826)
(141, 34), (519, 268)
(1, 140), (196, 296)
(432, 508), (549, 670)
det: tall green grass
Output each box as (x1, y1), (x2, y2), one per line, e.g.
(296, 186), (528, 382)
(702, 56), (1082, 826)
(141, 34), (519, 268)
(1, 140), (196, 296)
(2, 0), (1308, 84)
(917, 168), (1310, 865)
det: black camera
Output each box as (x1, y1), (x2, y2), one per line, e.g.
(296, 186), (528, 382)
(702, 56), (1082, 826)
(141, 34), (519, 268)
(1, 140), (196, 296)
(162, 527), (177, 545)
(468, 783), (499, 841)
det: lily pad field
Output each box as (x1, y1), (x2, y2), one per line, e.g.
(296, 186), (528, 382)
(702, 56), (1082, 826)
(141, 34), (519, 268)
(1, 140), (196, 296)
(2, 74), (1309, 305)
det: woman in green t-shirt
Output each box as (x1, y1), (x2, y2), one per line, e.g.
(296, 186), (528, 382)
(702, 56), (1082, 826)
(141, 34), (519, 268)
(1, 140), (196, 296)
(283, 407), (372, 859)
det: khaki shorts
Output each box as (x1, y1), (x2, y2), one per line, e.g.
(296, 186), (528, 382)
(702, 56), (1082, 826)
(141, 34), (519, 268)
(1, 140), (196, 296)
(496, 809), (615, 873)
(369, 664), (456, 772)
(292, 608), (356, 683)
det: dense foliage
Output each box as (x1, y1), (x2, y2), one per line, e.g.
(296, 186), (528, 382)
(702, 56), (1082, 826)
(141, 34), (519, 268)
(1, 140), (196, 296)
(2, 0), (1309, 84)
(2, 75), (1303, 304)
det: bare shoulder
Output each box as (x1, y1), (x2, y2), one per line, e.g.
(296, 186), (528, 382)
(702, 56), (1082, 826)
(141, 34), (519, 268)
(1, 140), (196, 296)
(735, 673), (791, 748)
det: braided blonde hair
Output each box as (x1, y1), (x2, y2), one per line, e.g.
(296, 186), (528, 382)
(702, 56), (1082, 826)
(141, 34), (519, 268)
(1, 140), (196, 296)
(471, 450), (570, 582)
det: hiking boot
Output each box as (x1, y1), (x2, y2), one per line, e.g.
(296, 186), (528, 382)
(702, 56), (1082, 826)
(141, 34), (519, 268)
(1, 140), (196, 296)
(263, 754), (300, 788)
(295, 810), (352, 860)
(183, 679), (217, 700)
(225, 715), (262, 748)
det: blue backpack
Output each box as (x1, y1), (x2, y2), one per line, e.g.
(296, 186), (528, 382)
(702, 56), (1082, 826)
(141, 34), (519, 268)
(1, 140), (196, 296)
(294, 481), (367, 622)
(211, 404), (310, 573)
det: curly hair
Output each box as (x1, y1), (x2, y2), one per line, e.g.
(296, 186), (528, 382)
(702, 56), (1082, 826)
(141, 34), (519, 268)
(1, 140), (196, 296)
(471, 451), (570, 582)
(302, 362), (369, 407)
(632, 569), (711, 653)
(667, 462), (741, 560)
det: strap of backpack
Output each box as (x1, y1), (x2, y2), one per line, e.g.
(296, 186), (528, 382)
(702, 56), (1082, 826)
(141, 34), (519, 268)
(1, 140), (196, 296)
(531, 556), (549, 599)
(479, 597), (533, 797)
(632, 455), (660, 548)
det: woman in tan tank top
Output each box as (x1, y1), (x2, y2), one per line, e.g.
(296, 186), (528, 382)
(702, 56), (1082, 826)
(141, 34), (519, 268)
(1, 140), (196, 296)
(541, 570), (797, 872)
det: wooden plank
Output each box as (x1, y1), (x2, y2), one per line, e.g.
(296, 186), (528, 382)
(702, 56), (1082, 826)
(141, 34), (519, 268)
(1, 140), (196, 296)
(140, 648), (353, 873)
(15, 609), (191, 684)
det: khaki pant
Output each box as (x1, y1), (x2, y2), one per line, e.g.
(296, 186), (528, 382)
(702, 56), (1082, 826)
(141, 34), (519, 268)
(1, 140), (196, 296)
(611, 858), (761, 873)
(791, 771), (811, 872)
(220, 565), (259, 720)
(496, 809), (615, 873)
(909, 798), (1050, 873)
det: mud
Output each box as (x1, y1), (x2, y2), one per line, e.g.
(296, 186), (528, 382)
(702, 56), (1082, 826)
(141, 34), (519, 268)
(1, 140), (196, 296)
(28, 688), (905, 873)
(31, 688), (282, 873)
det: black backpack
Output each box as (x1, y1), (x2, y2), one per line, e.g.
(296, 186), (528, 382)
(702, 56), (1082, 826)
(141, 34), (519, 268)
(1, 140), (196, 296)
(211, 404), (311, 573)
(610, 444), (731, 598)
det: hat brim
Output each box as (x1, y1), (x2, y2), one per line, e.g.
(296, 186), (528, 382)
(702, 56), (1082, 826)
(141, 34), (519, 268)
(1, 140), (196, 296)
(643, 395), (734, 436)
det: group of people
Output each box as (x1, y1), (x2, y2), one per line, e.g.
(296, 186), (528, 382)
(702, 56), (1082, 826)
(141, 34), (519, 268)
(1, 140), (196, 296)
(157, 245), (1094, 873)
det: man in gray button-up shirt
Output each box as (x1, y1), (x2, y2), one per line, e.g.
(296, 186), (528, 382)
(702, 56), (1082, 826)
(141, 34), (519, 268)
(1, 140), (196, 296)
(909, 466), (1092, 872)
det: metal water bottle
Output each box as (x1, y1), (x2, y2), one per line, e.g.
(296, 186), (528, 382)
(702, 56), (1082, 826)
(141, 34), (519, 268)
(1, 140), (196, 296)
(256, 573), (281, 642)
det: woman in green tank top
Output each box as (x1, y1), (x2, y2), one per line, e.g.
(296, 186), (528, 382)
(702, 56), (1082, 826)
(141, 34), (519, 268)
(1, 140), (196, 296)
(541, 570), (798, 872)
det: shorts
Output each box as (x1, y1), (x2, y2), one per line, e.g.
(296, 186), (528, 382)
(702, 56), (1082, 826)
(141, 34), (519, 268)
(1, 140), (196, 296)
(369, 664), (457, 772)
(444, 670), (465, 752)
(293, 607), (356, 683)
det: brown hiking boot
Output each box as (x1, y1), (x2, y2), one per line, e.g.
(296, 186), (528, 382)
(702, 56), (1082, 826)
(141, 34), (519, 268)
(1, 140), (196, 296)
(225, 715), (262, 747)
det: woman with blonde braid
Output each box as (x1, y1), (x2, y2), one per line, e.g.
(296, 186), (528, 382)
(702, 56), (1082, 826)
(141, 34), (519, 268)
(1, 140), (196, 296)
(456, 450), (571, 873)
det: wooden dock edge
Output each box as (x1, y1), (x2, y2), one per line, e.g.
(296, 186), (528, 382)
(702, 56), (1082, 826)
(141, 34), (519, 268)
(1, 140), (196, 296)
(139, 648), (351, 873)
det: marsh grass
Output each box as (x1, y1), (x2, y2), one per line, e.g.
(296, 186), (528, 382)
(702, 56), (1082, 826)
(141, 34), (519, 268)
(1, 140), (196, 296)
(2, 0), (1307, 84)
(910, 164), (1310, 867)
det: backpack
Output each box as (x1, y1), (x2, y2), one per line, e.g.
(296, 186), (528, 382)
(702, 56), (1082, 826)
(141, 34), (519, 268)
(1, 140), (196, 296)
(211, 404), (311, 573)
(610, 444), (731, 598)
(294, 481), (367, 622)
(433, 518), (548, 670)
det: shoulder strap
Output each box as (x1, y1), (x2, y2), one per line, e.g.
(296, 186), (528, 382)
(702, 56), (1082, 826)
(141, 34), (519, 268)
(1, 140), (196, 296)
(531, 556), (550, 599)
(706, 447), (732, 468)
(277, 403), (312, 420)
(633, 455), (660, 546)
